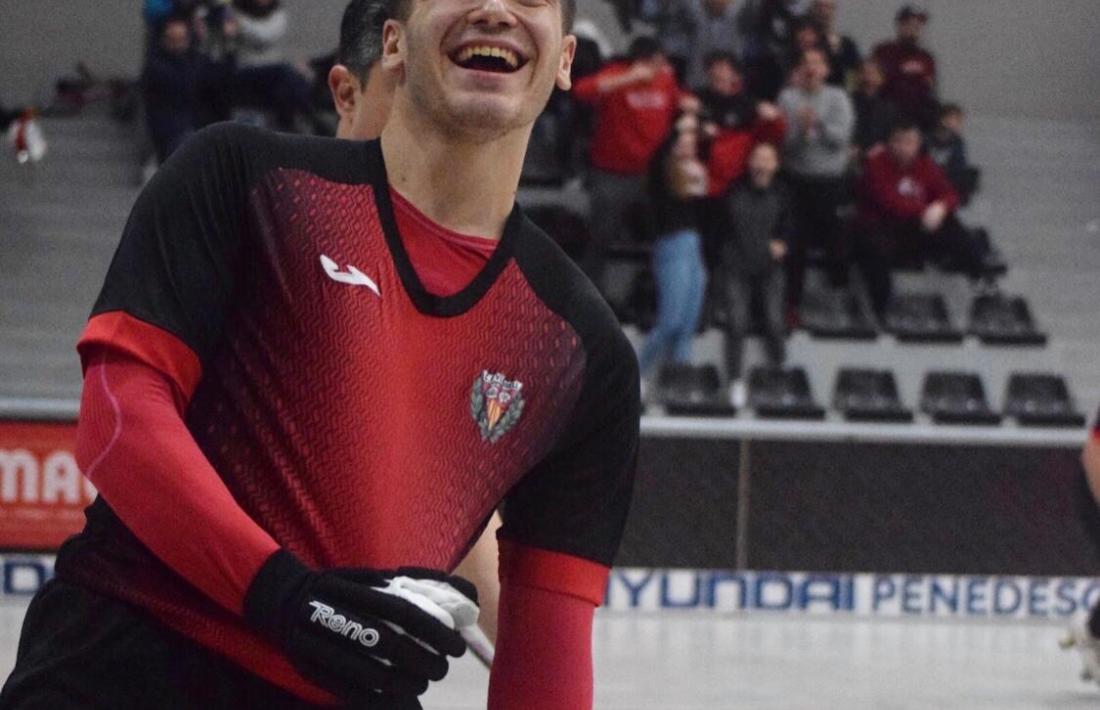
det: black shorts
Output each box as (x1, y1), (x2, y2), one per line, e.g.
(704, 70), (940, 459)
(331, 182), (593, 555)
(0, 578), (329, 710)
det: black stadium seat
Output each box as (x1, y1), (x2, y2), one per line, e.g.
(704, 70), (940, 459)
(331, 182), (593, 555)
(885, 294), (963, 343)
(833, 368), (913, 423)
(749, 366), (826, 420)
(920, 371), (1001, 425)
(803, 291), (878, 341)
(968, 294), (1047, 346)
(1003, 373), (1086, 427)
(657, 364), (735, 417)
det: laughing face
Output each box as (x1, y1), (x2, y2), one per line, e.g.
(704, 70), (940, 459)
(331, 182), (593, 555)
(383, 0), (576, 142)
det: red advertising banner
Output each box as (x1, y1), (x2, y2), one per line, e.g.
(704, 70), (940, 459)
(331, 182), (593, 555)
(0, 420), (93, 550)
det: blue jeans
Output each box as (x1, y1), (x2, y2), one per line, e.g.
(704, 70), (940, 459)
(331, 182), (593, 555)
(639, 230), (707, 376)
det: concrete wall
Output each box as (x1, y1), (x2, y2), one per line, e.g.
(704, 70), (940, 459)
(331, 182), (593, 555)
(1, 1), (1098, 120)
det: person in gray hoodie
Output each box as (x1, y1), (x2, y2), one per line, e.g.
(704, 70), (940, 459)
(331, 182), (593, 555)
(777, 46), (853, 321)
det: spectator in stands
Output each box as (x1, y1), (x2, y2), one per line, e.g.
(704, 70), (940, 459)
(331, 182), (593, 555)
(696, 52), (786, 270)
(855, 119), (991, 318)
(809, 0), (861, 89)
(573, 36), (683, 302)
(640, 0), (746, 87)
(228, 0), (320, 132)
(782, 19), (827, 85)
(142, 14), (206, 162)
(927, 103), (978, 204)
(851, 58), (898, 157)
(721, 142), (790, 407)
(872, 4), (938, 130)
(143, 0), (231, 52)
(737, 0), (803, 100)
(638, 112), (709, 386)
(777, 47), (854, 323)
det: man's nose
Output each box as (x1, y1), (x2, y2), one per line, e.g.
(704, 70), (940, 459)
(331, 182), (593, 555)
(467, 0), (519, 29)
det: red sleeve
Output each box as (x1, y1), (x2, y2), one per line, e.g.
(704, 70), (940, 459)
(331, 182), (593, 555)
(572, 65), (619, 105)
(76, 341), (280, 615)
(488, 541), (606, 710)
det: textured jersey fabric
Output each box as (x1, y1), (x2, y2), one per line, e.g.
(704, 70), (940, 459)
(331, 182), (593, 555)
(61, 123), (640, 701)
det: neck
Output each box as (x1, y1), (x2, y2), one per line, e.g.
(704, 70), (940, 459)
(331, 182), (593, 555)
(380, 96), (530, 241)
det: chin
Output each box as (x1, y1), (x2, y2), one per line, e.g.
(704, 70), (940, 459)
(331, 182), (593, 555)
(443, 94), (531, 139)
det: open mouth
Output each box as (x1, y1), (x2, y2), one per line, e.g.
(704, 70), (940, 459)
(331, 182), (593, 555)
(450, 44), (528, 74)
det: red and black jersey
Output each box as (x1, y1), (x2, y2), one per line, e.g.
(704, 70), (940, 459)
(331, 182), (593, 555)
(58, 123), (639, 699)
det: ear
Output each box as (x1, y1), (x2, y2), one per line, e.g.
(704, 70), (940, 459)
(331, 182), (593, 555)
(555, 34), (577, 92)
(380, 19), (406, 74)
(328, 64), (362, 121)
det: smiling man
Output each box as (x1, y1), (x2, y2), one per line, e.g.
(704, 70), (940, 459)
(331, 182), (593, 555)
(0, 0), (639, 709)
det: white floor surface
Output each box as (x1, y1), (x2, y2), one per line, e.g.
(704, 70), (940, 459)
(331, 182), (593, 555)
(0, 601), (1092, 709)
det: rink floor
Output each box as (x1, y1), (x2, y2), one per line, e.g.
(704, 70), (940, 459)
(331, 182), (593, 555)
(0, 600), (1090, 709)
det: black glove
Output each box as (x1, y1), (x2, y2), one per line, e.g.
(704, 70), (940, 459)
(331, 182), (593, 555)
(243, 550), (473, 706)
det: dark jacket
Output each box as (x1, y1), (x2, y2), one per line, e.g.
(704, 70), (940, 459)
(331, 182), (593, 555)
(724, 179), (793, 275)
(926, 130), (968, 181)
(852, 91), (898, 151)
(648, 138), (706, 237)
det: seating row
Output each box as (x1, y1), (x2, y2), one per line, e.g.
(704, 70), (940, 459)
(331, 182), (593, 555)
(653, 365), (1085, 427)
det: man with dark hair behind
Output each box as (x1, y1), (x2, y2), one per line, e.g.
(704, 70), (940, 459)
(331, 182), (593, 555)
(573, 35), (684, 305)
(327, 0), (398, 140)
(1, 0), (635, 709)
(855, 118), (990, 318)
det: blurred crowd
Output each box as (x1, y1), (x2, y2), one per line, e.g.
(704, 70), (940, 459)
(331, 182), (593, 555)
(557, 1), (1001, 403)
(141, 0), (330, 162)
(136, 0), (1003, 405)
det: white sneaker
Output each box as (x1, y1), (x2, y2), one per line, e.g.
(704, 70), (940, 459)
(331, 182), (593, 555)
(1060, 622), (1100, 686)
(729, 379), (747, 409)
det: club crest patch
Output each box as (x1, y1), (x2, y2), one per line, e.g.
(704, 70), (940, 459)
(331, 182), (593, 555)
(470, 370), (525, 443)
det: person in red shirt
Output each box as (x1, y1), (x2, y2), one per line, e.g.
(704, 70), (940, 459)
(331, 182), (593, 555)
(1, 2), (641, 710)
(572, 35), (683, 302)
(855, 118), (989, 318)
(871, 4), (938, 130)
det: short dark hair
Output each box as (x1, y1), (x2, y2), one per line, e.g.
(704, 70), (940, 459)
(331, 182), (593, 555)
(628, 36), (663, 61)
(155, 11), (194, 39)
(703, 51), (740, 74)
(939, 102), (963, 119)
(338, 0), (394, 80)
(889, 116), (922, 137)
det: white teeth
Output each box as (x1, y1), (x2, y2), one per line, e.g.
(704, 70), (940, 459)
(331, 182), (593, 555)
(455, 45), (520, 69)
